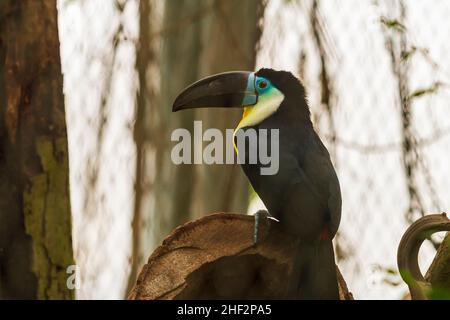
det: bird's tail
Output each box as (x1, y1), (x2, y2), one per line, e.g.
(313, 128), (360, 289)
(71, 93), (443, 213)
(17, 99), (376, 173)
(287, 240), (339, 299)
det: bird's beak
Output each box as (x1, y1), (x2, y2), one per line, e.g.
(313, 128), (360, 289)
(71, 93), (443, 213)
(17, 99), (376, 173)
(172, 71), (257, 112)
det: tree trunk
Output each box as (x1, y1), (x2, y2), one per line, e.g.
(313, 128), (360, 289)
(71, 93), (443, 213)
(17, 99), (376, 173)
(129, 0), (264, 292)
(0, 0), (74, 299)
(128, 0), (159, 294)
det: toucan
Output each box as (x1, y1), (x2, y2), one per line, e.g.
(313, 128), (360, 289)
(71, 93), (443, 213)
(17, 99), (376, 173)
(172, 68), (341, 299)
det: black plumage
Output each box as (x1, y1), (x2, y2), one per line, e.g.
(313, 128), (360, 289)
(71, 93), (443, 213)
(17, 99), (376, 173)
(239, 69), (341, 299)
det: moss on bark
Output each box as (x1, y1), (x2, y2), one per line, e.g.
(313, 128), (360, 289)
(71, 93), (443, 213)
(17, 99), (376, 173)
(23, 138), (73, 299)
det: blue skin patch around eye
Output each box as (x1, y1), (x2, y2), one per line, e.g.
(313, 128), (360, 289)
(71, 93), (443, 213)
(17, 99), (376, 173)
(255, 77), (271, 93)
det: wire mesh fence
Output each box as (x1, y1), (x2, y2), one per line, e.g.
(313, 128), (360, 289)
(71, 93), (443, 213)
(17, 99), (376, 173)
(58, 0), (450, 299)
(257, 0), (450, 299)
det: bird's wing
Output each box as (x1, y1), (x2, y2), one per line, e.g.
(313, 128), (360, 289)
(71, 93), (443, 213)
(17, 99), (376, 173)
(300, 134), (342, 237)
(242, 127), (341, 239)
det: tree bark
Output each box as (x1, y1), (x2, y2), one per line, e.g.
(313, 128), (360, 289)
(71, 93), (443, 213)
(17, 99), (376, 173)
(0, 0), (74, 299)
(128, 213), (353, 300)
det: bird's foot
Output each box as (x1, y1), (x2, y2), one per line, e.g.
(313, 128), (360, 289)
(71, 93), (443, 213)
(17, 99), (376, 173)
(253, 210), (279, 245)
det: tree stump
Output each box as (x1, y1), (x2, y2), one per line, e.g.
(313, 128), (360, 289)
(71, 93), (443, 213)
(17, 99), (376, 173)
(128, 213), (353, 300)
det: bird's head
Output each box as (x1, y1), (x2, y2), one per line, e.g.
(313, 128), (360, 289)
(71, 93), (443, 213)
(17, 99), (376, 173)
(173, 68), (310, 129)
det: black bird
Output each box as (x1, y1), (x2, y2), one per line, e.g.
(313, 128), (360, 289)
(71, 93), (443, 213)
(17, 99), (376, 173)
(172, 68), (341, 299)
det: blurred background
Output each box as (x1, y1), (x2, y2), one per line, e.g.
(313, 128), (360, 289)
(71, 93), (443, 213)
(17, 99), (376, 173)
(59, 0), (450, 299)
(1, 0), (449, 300)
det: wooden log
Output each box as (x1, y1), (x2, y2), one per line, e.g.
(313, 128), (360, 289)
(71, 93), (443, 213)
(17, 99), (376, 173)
(129, 213), (353, 300)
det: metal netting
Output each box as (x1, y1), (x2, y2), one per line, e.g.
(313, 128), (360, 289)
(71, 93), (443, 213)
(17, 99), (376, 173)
(58, 0), (450, 299)
(256, 0), (450, 299)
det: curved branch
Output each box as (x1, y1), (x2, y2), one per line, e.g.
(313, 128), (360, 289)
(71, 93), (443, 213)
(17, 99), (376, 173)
(397, 213), (450, 299)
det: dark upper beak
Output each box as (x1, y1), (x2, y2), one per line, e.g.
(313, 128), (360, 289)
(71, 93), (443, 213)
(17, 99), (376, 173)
(172, 71), (257, 112)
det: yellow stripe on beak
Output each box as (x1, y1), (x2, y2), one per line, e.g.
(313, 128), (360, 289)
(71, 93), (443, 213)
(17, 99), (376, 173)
(242, 106), (253, 119)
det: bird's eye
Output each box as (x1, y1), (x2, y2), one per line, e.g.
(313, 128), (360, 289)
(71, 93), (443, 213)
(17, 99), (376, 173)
(258, 80), (268, 89)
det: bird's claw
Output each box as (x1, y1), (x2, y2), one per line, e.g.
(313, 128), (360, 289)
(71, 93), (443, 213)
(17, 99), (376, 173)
(253, 210), (278, 245)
